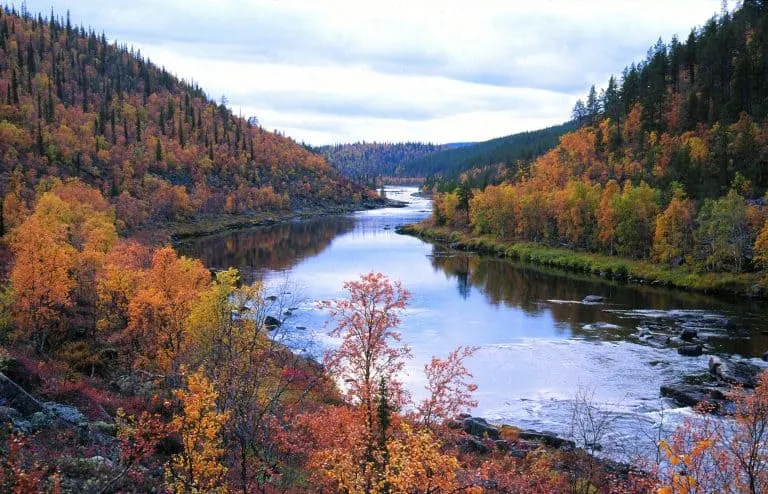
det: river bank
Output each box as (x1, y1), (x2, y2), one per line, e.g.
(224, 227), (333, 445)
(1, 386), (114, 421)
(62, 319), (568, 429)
(132, 197), (407, 245)
(397, 223), (764, 298)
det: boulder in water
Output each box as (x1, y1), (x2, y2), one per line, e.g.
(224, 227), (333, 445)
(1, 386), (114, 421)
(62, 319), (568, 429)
(708, 356), (760, 388)
(660, 384), (726, 409)
(582, 295), (605, 303)
(680, 328), (698, 341)
(678, 344), (703, 357)
(264, 316), (282, 330)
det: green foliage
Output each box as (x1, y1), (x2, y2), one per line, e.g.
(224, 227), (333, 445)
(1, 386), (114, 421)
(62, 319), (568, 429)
(316, 142), (444, 185)
(418, 122), (577, 191)
(401, 223), (760, 296)
(696, 189), (752, 272)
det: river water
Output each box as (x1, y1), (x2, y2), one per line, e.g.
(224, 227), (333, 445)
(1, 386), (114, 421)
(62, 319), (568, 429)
(177, 186), (768, 461)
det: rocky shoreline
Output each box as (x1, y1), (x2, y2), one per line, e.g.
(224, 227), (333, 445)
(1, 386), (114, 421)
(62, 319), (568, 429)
(451, 415), (635, 479)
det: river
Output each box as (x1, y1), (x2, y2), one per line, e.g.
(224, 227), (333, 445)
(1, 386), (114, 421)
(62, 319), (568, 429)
(177, 186), (768, 461)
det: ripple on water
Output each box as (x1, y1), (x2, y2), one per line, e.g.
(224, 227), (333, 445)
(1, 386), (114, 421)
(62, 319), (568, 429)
(472, 338), (710, 461)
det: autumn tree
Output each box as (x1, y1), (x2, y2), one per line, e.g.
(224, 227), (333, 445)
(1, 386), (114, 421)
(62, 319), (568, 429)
(384, 423), (459, 493)
(9, 194), (76, 352)
(126, 247), (210, 377)
(416, 345), (478, 430)
(612, 181), (660, 258)
(187, 270), (321, 492)
(722, 371), (768, 493)
(322, 272), (412, 491)
(696, 189), (752, 272)
(653, 186), (696, 265)
(166, 368), (230, 494)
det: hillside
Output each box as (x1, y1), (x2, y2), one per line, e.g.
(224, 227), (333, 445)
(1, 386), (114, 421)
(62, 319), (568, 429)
(414, 122), (576, 191)
(428, 1), (768, 283)
(0, 6), (373, 236)
(315, 141), (444, 185)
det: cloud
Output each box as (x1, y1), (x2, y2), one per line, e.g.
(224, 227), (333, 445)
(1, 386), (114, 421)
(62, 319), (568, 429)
(22, 0), (723, 144)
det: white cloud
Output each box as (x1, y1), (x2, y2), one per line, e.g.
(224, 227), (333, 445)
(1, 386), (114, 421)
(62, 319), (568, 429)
(23, 0), (723, 144)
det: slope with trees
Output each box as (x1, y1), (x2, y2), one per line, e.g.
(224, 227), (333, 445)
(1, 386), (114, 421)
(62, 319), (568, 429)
(315, 141), (445, 186)
(0, 6), (375, 238)
(414, 122), (576, 192)
(420, 1), (768, 295)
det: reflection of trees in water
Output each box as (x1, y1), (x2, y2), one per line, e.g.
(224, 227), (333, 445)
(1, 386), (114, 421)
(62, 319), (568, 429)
(429, 245), (768, 353)
(178, 217), (356, 280)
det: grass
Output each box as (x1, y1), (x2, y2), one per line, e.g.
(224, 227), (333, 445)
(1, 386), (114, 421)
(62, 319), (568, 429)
(397, 223), (763, 297)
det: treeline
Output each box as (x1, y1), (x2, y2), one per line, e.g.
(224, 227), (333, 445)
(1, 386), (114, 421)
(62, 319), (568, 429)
(418, 122), (576, 192)
(0, 6), (371, 234)
(434, 2), (768, 277)
(315, 141), (444, 186)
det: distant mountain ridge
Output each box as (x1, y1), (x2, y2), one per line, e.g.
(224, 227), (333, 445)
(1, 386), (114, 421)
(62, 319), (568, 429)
(414, 122), (577, 191)
(315, 141), (445, 185)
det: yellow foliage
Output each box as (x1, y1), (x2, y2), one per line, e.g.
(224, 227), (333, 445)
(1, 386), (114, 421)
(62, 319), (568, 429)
(385, 423), (459, 493)
(166, 368), (230, 494)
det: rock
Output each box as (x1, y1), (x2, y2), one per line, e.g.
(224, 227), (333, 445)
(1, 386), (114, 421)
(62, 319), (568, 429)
(762, 351), (768, 362)
(0, 372), (44, 416)
(457, 436), (489, 454)
(680, 328), (698, 341)
(0, 405), (20, 423)
(44, 402), (87, 424)
(637, 331), (670, 348)
(283, 310), (293, 316)
(264, 316), (282, 330)
(661, 384), (730, 414)
(12, 419), (31, 433)
(709, 356), (760, 388)
(507, 440), (540, 458)
(582, 295), (605, 304)
(462, 417), (500, 440)
(30, 411), (53, 430)
(296, 326), (307, 330)
(265, 295), (278, 302)
(85, 456), (114, 469)
(518, 430), (575, 450)
(583, 322), (622, 331)
(493, 439), (513, 452)
(678, 345), (703, 357)
(444, 418), (462, 430)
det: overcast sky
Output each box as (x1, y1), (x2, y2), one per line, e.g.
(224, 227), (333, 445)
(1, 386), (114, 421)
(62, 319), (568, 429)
(21, 0), (723, 145)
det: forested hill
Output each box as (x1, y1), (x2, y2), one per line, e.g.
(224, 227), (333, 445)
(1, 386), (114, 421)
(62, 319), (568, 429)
(315, 141), (445, 185)
(0, 6), (372, 234)
(414, 122), (576, 192)
(432, 1), (768, 277)
(564, 0), (768, 200)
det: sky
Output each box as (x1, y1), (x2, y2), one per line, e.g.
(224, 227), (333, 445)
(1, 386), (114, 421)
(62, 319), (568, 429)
(21, 0), (724, 145)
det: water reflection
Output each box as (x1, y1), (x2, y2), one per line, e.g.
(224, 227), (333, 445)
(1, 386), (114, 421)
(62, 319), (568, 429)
(429, 245), (768, 356)
(175, 186), (768, 459)
(176, 216), (356, 282)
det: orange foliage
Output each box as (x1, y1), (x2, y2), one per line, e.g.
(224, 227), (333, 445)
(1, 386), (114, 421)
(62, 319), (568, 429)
(166, 368), (230, 493)
(126, 247), (210, 375)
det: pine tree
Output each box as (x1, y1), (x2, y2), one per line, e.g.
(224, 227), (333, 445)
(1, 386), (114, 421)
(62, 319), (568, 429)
(586, 84), (600, 124)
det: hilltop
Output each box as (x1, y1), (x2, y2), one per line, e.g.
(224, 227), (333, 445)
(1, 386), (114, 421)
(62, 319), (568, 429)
(0, 6), (375, 238)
